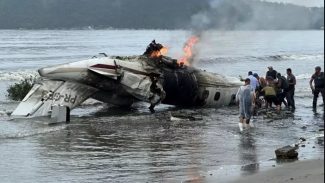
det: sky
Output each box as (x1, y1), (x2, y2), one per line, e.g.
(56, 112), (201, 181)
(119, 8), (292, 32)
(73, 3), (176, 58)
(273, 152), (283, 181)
(264, 0), (324, 7)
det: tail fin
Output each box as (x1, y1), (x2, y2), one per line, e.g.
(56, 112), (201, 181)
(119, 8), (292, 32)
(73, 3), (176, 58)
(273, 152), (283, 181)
(11, 80), (97, 118)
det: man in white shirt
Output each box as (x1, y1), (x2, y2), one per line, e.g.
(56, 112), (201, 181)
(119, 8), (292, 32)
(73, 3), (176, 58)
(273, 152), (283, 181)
(248, 71), (259, 91)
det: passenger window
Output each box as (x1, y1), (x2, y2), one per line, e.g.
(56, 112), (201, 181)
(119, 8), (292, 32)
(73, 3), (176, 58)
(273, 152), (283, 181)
(214, 92), (221, 101)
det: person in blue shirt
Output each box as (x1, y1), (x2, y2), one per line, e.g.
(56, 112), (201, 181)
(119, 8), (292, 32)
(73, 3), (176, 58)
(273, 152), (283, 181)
(248, 71), (259, 91)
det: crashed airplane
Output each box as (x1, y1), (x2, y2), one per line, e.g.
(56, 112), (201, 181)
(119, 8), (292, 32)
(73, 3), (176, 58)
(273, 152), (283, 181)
(11, 41), (241, 121)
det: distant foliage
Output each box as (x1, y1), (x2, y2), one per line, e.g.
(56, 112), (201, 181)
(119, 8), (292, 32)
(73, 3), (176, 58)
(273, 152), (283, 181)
(0, 0), (323, 30)
(7, 76), (38, 101)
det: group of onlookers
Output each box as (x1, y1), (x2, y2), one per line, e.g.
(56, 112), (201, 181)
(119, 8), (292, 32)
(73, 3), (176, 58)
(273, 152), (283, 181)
(236, 66), (324, 132)
(258, 66), (296, 112)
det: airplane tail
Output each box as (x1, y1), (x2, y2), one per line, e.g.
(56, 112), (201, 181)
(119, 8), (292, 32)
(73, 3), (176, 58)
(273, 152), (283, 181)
(11, 80), (97, 118)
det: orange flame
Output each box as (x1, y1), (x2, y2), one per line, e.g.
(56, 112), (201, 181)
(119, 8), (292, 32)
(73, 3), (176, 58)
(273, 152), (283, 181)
(178, 36), (199, 66)
(150, 47), (168, 58)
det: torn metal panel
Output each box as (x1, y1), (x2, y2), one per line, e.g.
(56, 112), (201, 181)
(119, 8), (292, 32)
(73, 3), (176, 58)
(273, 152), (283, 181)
(120, 71), (153, 102)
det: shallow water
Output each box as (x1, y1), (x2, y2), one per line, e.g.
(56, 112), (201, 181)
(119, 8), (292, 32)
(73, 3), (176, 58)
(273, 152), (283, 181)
(0, 30), (324, 182)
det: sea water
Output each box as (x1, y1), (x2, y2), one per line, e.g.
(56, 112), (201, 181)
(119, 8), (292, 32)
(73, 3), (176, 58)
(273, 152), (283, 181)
(0, 30), (323, 182)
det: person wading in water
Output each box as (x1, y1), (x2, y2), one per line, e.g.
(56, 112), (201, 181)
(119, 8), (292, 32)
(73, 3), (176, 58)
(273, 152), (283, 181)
(310, 66), (324, 111)
(236, 78), (255, 132)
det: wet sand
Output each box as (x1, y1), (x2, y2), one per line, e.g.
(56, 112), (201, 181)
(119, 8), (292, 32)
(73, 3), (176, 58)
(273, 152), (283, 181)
(230, 159), (324, 183)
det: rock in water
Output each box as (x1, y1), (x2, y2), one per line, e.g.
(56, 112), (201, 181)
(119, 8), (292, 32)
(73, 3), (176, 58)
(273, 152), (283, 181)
(299, 137), (306, 141)
(275, 145), (298, 159)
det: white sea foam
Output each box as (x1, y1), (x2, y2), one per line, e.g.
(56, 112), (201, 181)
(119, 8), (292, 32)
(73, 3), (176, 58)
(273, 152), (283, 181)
(0, 70), (38, 81)
(285, 54), (324, 61)
(0, 110), (8, 116)
(200, 53), (324, 63)
(262, 53), (324, 61)
(279, 73), (312, 80)
(295, 73), (313, 80)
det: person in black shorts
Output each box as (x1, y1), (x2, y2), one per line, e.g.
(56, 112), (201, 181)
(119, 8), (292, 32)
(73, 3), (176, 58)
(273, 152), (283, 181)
(276, 73), (289, 108)
(310, 66), (325, 110)
(261, 82), (280, 112)
(286, 68), (296, 111)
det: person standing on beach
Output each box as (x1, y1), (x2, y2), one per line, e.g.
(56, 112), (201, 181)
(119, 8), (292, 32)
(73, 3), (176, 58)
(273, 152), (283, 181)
(236, 78), (255, 132)
(286, 68), (296, 111)
(309, 66), (324, 110)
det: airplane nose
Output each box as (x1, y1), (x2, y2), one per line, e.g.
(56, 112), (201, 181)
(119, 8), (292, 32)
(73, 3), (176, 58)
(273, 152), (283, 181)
(38, 65), (63, 78)
(37, 62), (87, 81)
(38, 67), (53, 77)
(37, 59), (91, 80)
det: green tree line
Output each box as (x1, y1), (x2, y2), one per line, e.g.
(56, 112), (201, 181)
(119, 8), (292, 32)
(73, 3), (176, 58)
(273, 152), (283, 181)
(0, 0), (323, 29)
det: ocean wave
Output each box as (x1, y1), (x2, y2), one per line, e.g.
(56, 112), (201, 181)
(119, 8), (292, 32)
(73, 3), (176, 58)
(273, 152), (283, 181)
(259, 54), (324, 61)
(199, 53), (324, 63)
(0, 70), (38, 81)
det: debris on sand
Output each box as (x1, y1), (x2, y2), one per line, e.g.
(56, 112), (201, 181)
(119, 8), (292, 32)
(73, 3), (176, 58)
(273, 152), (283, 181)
(275, 145), (298, 159)
(151, 109), (206, 122)
(169, 110), (203, 121)
(256, 108), (294, 120)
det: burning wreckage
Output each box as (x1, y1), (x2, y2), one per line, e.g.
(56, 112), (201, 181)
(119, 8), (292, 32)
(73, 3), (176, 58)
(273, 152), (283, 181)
(11, 40), (240, 122)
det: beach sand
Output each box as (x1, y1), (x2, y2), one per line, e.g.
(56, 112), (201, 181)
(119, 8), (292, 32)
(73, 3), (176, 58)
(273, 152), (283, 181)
(229, 159), (324, 183)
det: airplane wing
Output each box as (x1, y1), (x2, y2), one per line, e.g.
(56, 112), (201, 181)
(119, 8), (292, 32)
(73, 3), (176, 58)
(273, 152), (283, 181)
(11, 80), (98, 118)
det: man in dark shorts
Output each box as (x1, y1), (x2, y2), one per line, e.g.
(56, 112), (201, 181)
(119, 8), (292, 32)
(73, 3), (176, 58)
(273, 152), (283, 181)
(310, 66), (324, 110)
(286, 68), (296, 111)
(276, 73), (289, 108)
